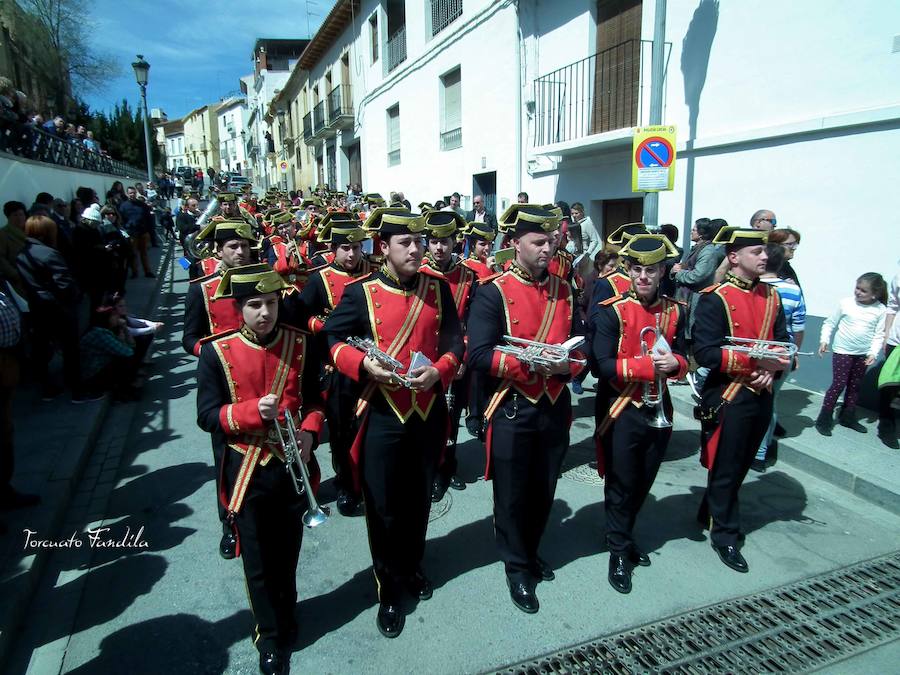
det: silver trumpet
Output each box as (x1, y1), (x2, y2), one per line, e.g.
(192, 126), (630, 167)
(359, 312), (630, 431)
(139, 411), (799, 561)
(494, 336), (587, 372)
(274, 413), (330, 528)
(639, 318), (673, 429)
(725, 337), (814, 360)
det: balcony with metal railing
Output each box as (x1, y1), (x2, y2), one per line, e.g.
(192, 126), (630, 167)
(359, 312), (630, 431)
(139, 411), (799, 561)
(387, 26), (407, 73)
(440, 127), (462, 151)
(430, 0), (462, 38)
(531, 39), (670, 155)
(0, 124), (146, 178)
(313, 101), (333, 140)
(303, 113), (314, 144)
(327, 85), (354, 130)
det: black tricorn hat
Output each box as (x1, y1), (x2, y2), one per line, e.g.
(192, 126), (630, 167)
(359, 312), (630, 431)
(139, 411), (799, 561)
(618, 234), (679, 266)
(713, 227), (769, 250)
(363, 207), (425, 235)
(497, 204), (559, 236)
(423, 210), (466, 238)
(213, 263), (287, 300)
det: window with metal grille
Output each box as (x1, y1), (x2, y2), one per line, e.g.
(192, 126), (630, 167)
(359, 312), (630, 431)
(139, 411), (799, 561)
(430, 0), (462, 37)
(387, 104), (400, 166)
(440, 67), (461, 151)
(370, 14), (379, 63)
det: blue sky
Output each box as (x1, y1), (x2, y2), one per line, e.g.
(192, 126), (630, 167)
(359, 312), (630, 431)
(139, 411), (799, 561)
(83, 0), (327, 119)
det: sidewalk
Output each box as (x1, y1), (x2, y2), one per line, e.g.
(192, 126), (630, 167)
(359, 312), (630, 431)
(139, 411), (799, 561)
(665, 376), (900, 516)
(0, 242), (172, 667)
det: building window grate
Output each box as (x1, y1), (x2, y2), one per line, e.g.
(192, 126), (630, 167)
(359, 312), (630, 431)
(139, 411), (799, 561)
(387, 149), (401, 166)
(430, 0), (462, 37)
(387, 25), (407, 72)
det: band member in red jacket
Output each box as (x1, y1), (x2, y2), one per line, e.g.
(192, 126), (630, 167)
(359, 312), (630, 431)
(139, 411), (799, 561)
(196, 264), (325, 675)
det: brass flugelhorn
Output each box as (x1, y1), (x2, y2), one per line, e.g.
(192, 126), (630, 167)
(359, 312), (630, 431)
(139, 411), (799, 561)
(274, 412), (330, 528)
(639, 317), (673, 429)
(725, 337), (814, 360)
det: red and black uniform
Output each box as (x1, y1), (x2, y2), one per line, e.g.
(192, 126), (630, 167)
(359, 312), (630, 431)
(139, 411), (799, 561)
(592, 291), (688, 557)
(548, 248), (574, 282)
(462, 254), (492, 280)
(420, 253), (478, 487)
(693, 272), (788, 547)
(324, 266), (464, 605)
(467, 262), (585, 585)
(294, 258), (375, 502)
(182, 271), (242, 357)
(194, 256), (219, 278)
(196, 324), (325, 656)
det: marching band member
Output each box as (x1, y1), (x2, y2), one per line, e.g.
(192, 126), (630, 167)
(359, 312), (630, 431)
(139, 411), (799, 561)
(592, 235), (688, 594)
(693, 227), (789, 573)
(309, 211), (361, 267)
(293, 215), (373, 517)
(324, 208), (464, 638)
(461, 222), (496, 280)
(467, 205), (585, 615)
(196, 264), (325, 675)
(590, 223), (648, 304)
(420, 210), (478, 501)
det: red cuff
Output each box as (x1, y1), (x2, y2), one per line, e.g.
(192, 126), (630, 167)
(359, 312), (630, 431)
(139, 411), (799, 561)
(308, 316), (325, 335)
(331, 342), (365, 381)
(300, 406), (325, 438)
(721, 348), (754, 377)
(192, 342), (201, 357)
(673, 354), (689, 380)
(490, 349), (532, 383)
(616, 356), (656, 383)
(219, 400), (265, 434)
(434, 353), (460, 391)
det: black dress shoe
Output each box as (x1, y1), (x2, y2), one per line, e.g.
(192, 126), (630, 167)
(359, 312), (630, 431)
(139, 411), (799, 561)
(628, 549), (651, 567)
(531, 557), (555, 581)
(507, 578), (539, 614)
(431, 478), (448, 503)
(376, 604), (405, 638)
(774, 421), (786, 438)
(0, 490), (41, 511)
(608, 554), (632, 594)
(406, 569), (433, 600)
(259, 650), (287, 675)
(713, 544), (748, 573)
(219, 529), (237, 560)
(448, 475), (466, 491)
(750, 459), (766, 473)
(336, 491), (364, 517)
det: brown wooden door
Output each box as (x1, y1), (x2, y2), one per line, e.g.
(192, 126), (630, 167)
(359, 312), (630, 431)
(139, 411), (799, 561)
(602, 198), (644, 240)
(592, 0), (642, 133)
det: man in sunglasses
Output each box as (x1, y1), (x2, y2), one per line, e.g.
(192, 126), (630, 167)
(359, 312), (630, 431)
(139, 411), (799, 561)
(750, 209), (777, 232)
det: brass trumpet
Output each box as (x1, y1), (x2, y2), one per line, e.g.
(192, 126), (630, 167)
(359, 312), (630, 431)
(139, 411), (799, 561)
(725, 337), (813, 360)
(274, 412), (330, 528)
(494, 336), (587, 371)
(639, 317), (673, 429)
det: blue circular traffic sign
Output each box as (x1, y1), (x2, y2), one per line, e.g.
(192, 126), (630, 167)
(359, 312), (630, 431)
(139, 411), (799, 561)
(635, 137), (674, 168)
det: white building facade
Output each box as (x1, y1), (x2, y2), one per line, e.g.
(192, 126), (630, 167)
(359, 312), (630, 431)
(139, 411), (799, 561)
(216, 97), (248, 174)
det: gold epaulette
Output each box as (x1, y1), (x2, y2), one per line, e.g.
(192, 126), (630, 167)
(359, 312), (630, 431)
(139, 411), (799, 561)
(600, 294), (622, 306)
(479, 272), (503, 285)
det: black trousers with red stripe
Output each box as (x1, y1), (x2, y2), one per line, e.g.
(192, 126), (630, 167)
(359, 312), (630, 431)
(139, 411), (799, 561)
(221, 446), (304, 654)
(489, 391), (570, 584)
(361, 393), (446, 604)
(699, 387), (773, 547)
(600, 400), (672, 555)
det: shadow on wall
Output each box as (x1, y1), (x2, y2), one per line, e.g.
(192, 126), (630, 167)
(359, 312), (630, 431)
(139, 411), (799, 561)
(680, 0), (719, 253)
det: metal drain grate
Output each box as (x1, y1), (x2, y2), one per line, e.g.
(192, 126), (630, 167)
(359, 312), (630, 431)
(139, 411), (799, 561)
(491, 551), (900, 674)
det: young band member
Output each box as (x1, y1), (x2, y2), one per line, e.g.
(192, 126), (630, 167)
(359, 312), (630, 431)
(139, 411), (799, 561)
(420, 210), (478, 501)
(590, 223), (648, 304)
(592, 235), (688, 594)
(324, 209), (464, 639)
(309, 211), (360, 267)
(294, 216), (373, 517)
(693, 227), (790, 573)
(461, 222), (495, 279)
(182, 219), (255, 357)
(467, 205), (585, 615)
(196, 264), (325, 675)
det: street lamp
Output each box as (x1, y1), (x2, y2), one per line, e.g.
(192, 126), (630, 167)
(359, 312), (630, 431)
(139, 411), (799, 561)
(277, 108), (287, 191)
(240, 130), (246, 176)
(131, 54), (154, 185)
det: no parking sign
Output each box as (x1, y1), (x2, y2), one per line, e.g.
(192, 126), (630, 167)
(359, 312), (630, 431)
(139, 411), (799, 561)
(631, 126), (677, 192)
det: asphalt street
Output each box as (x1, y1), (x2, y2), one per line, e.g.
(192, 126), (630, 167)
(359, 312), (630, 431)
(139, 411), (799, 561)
(9, 257), (900, 674)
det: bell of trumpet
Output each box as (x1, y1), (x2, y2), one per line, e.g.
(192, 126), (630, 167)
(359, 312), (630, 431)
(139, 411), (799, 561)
(274, 413), (330, 528)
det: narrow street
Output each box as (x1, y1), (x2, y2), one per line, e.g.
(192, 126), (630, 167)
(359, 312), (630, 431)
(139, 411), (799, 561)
(5, 257), (899, 674)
